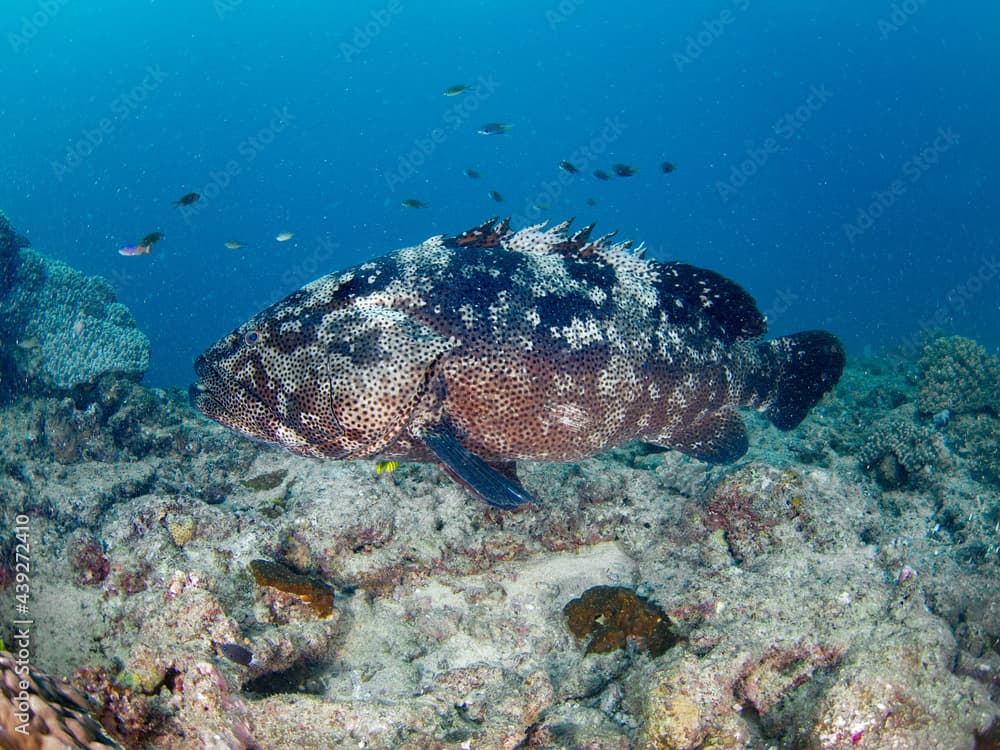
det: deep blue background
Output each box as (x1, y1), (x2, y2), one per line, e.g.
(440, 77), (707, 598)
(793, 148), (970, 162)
(3, 0), (998, 387)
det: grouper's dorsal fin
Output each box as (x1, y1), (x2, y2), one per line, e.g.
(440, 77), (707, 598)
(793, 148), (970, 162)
(443, 217), (509, 248)
(660, 262), (767, 342)
(445, 217), (644, 262)
(548, 222), (597, 258)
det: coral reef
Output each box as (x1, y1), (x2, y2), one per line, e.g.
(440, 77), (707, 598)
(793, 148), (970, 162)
(66, 531), (111, 586)
(0, 225), (149, 396)
(2, 254), (1000, 750)
(918, 336), (1000, 416)
(702, 464), (815, 564)
(857, 414), (942, 488)
(73, 665), (162, 749)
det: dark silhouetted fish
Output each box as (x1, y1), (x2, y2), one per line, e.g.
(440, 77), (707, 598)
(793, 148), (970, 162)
(191, 218), (844, 509)
(174, 192), (200, 206)
(214, 641), (254, 666)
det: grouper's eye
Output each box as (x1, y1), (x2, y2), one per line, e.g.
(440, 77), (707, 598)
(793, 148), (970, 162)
(244, 329), (262, 346)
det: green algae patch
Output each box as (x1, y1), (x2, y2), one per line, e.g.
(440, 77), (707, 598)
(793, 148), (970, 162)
(563, 585), (678, 657)
(241, 469), (288, 492)
(250, 558), (334, 618)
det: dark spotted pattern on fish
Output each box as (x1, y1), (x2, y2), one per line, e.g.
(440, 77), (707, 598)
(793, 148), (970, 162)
(191, 218), (844, 507)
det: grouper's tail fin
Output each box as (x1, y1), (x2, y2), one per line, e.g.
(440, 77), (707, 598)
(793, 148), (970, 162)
(758, 331), (845, 430)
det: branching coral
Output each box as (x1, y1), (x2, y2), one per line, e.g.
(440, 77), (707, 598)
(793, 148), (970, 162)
(918, 336), (1000, 416)
(858, 417), (941, 488)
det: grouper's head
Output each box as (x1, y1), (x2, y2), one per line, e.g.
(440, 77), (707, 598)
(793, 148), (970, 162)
(189, 272), (454, 460)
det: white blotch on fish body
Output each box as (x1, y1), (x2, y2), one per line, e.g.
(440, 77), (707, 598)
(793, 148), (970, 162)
(559, 316), (604, 350)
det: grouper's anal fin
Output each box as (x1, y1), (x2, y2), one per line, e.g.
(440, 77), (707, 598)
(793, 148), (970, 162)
(418, 424), (537, 509)
(652, 409), (749, 464)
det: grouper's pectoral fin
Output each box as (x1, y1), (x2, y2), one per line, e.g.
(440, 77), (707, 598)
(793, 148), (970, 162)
(653, 409), (749, 464)
(418, 424), (537, 509)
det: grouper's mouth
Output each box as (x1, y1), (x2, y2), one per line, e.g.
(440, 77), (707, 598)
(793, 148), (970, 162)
(188, 354), (236, 424)
(187, 379), (216, 418)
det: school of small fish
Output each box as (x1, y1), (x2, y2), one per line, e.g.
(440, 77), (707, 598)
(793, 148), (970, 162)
(117, 83), (676, 257)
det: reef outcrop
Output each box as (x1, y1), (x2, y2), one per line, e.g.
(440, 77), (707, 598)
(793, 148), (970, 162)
(0, 213), (149, 399)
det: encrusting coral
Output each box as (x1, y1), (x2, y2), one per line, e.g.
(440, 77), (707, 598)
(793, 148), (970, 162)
(250, 559), (335, 619)
(563, 585), (678, 657)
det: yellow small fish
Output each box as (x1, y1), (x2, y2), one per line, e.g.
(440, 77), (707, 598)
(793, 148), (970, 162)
(224, 240), (246, 249)
(276, 232), (294, 242)
(375, 461), (399, 474)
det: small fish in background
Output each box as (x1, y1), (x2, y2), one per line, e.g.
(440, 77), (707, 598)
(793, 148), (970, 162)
(16, 336), (40, 350)
(477, 123), (512, 136)
(612, 163), (639, 177)
(376, 461), (399, 474)
(442, 83), (472, 96)
(463, 168), (482, 179)
(118, 243), (151, 257)
(401, 199), (426, 209)
(585, 197), (599, 206)
(224, 240), (246, 250)
(660, 161), (677, 174)
(213, 641), (254, 667)
(559, 161), (580, 174)
(174, 192), (200, 206)
(275, 232), (295, 242)
(141, 231), (165, 246)
(488, 190), (505, 202)
(593, 169), (611, 181)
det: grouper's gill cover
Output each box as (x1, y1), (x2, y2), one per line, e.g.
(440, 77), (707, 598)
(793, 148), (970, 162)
(191, 218), (844, 509)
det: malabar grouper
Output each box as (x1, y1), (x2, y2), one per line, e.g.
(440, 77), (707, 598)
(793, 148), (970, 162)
(190, 218), (844, 508)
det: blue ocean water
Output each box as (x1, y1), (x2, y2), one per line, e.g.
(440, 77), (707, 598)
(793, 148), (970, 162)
(3, 0), (998, 388)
